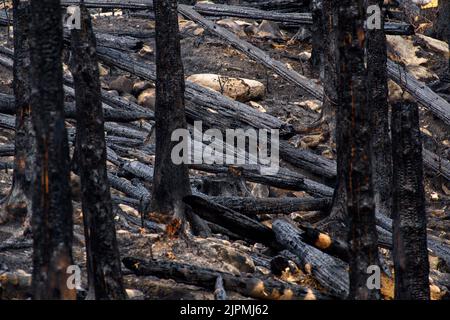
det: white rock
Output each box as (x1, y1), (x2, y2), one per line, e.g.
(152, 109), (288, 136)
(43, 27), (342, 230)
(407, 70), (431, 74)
(137, 88), (156, 110)
(187, 74), (265, 102)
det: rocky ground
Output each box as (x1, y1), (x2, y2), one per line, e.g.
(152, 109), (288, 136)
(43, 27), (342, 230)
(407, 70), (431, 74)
(0, 6), (449, 300)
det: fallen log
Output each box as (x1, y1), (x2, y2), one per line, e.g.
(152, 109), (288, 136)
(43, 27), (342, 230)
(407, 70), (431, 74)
(122, 257), (332, 300)
(279, 141), (336, 181)
(108, 172), (150, 200)
(297, 224), (350, 263)
(63, 30), (144, 52)
(174, 7), (450, 128)
(60, 0), (153, 9)
(0, 48), (155, 122)
(0, 238), (32, 252)
(0, 113), (15, 130)
(0, 161), (13, 170)
(387, 59), (450, 127)
(243, 0), (308, 11)
(1, 95), (152, 122)
(206, 221), (255, 243)
(208, 196), (331, 216)
(0, 93), (14, 114)
(178, 5), (323, 100)
(96, 47), (294, 136)
(95, 48), (342, 182)
(422, 148), (450, 181)
(104, 122), (147, 140)
(272, 219), (349, 297)
(190, 164), (334, 197)
(194, 3), (311, 25)
(0, 144), (14, 157)
(183, 194), (275, 245)
(94, 47), (447, 184)
(194, 3), (414, 35)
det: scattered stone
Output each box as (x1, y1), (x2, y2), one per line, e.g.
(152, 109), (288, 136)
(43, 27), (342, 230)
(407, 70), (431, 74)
(137, 88), (156, 110)
(138, 44), (154, 59)
(126, 288), (145, 300)
(187, 74), (265, 102)
(217, 18), (247, 37)
(122, 93), (138, 104)
(109, 75), (134, 94)
(248, 101), (266, 112)
(255, 20), (284, 40)
(298, 51), (312, 62)
(132, 81), (153, 96)
(106, 90), (119, 96)
(98, 63), (109, 77)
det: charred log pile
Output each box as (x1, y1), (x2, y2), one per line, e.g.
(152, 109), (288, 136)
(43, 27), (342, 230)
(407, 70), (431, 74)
(0, 0), (449, 301)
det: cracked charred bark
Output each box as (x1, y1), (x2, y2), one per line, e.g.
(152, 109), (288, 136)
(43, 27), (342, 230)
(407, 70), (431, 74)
(310, 0), (323, 73)
(70, 3), (126, 300)
(433, 0), (450, 78)
(321, 0), (346, 232)
(29, 0), (75, 300)
(337, 0), (380, 300)
(391, 99), (430, 300)
(366, 0), (393, 219)
(151, 0), (191, 221)
(0, 0), (35, 224)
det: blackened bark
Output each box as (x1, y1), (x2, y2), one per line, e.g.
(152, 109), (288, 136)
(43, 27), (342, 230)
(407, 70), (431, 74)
(337, 0), (380, 300)
(29, 0), (75, 300)
(0, 0), (35, 223)
(321, 0), (339, 141)
(433, 0), (450, 78)
(151, 0), (191, 220)
(310, 0), (323, 74)
(366, 0), (393, 219)
(433, 0), (450, 41)
(391, 99), (430, 300)
(70, 3), (126, 300)
(321, 0), (346, 233)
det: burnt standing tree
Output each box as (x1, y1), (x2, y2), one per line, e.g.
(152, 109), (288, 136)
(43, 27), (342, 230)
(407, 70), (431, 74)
(29, 0), (75, 299)
(151, 0), (192, 222)
(310, 0), (323, 73)
(70, 3), (127, 300)
(337, 0), (380, 299)
(391, 96), (430, 300)
(366, 0), (393, 219)
(0, 0), (35, 224)
(319, 0), (346, 235)
(428, 0), (450, 94)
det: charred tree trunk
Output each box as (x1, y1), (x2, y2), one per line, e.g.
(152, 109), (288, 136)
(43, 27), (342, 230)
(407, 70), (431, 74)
(337, 0), (380, 300)
(320, 0), (346, 235)
(70, 3), (126, 300)
(320, 0), (339, 141)
(366, 0), (393, 219)
(151, 0), (191, 221)
(433, 0), (450, 80)
(310, 0), (323, 74)
(29, 0), (75, 300)
(391, 99), (430, 300)
(433, 0), (450, 41)
(0, 0), (35, 224)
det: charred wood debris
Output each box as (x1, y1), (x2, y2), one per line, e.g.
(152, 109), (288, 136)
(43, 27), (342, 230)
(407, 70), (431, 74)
(0, 0), (449, 300)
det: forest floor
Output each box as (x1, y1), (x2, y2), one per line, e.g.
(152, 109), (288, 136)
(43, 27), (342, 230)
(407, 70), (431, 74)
(0, 8), (449, 300)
